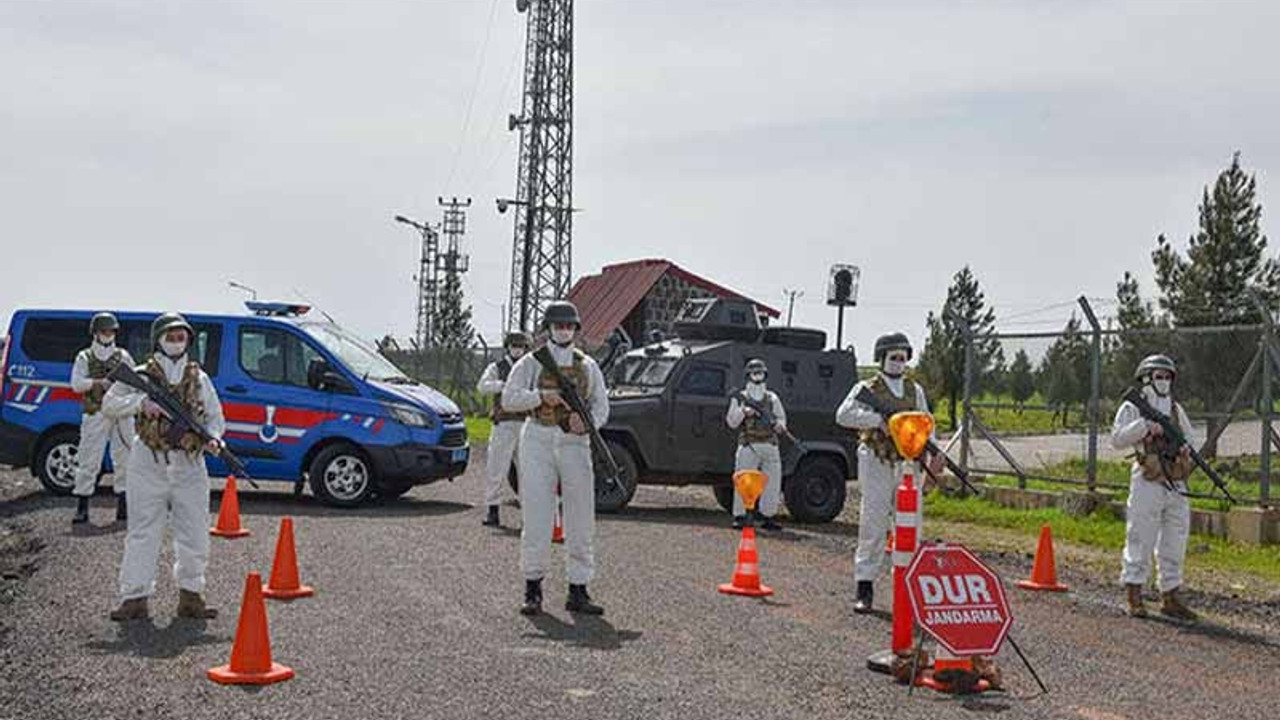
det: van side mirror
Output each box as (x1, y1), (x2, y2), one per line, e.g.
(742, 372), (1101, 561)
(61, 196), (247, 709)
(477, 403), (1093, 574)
(308, 358), (355, 394)
(307, 359), (329, 390)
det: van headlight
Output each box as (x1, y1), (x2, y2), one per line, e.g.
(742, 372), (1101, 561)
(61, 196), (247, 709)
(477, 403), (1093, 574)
(383, 403), (435, 429)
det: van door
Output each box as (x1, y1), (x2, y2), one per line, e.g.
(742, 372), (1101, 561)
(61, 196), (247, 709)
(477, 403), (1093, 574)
(668, 362), (736, 473)
(221, 323), (332, 481)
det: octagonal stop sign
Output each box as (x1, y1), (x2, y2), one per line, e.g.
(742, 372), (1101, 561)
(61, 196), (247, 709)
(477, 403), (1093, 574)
(904, 543), (1013, 657)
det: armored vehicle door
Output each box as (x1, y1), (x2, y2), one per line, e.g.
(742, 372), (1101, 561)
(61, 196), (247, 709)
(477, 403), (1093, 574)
(668, 361), (736, 473)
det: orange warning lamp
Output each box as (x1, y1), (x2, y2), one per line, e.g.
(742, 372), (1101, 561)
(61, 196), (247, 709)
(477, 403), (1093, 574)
(888, 411), (934, 461)
(733, 470), (768, 511)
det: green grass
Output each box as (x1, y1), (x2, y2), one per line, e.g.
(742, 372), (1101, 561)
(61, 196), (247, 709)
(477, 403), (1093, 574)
(982, 458), (1253, 511)
(466, 416), (493, 445)
(925, 492), (1280, 582)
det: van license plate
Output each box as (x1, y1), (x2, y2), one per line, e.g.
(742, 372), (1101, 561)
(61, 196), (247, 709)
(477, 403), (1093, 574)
(451, 448), (468, 463)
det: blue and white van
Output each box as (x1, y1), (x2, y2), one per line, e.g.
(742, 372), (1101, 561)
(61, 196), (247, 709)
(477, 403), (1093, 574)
(0, 302), (469, 507)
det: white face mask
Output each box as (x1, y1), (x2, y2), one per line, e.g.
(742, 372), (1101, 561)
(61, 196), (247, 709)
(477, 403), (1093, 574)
(1153, 378), (1172, 396)
(748, 372), (766, 385)
(509, 347), (527, 360)
(551, 328), (575, 346)
(883, 359), (906, 377)
(160, 340), (187, 359)
(94, 333), (115, 347)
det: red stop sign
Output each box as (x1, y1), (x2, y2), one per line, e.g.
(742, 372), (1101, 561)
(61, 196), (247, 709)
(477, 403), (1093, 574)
(904, 543), (1013, 656)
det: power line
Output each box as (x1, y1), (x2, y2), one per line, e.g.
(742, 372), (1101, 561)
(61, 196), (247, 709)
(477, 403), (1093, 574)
(444, 0), (502, 193)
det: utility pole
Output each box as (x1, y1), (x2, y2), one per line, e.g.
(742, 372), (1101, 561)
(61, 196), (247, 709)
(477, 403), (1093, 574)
(394, 214), (439, 349)
(498, 0), (575, 332)
(783, 289), (803, 327)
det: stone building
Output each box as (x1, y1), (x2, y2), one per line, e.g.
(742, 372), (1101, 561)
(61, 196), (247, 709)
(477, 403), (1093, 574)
(567, 259), (780, 350)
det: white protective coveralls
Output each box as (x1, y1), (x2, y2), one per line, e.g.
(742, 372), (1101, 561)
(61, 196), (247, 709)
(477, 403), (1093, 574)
(71, 345), (135, 497)
(1111, 386), (1197, 592)
(102, 354), (225, 601)
(725, 385), (787, 517)
(501, 345), (609, 585)
(836, 374), (930, 583)
(476, 357), (522, 507)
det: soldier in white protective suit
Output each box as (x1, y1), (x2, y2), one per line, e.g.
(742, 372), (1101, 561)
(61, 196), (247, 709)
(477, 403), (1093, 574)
(475, 331), (532, 527)
(836, 333), (940, 614)
(1111, 354), (1199, 621)
(725, 358), (787, 531)
(103, 313), (225, 622)
(70, 313), (135, 525)
(501, 301), (609, 617)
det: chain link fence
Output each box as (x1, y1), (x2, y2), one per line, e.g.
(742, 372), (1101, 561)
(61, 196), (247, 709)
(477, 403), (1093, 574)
(952, 298), (1275, 508)
(384, 338), (498, 416)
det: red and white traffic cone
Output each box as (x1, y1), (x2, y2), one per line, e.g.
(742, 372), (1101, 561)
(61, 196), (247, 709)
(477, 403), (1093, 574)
(867, 470), (926, 676)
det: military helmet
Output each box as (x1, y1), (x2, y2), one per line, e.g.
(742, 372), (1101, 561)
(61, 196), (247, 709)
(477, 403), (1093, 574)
(744, 358), (768, 380)
(541, 301), (582, 330)
(1135, 354), (1177, 381)
(503, 331), (532, 348)
(89, 312), (119, 337)
(874, 332), (914, 363)
(151, 312), (194, 347)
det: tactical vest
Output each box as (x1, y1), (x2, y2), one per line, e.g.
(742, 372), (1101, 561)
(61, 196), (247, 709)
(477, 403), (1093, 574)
(738, 392), (779, 446)
(1135, 402), (1193, 482)
(135, 358), (206, 454)
(534, 350), (590, 431)
(859, 375), (919, 463)
(490, 357), (528, 424)
(81, 348), (124, 416)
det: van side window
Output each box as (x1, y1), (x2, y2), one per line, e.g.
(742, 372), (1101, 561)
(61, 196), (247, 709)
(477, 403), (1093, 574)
(19, 318), (83, 362)
(678, 366), (726, 397)
(121, 320), (222, 377)
(240, 327), (320, 388)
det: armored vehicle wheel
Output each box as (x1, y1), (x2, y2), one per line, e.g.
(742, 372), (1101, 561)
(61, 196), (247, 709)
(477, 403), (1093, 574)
(784, 456), (847, 523)
(595, 440), (639, 513)
(712, 484), (735, 513)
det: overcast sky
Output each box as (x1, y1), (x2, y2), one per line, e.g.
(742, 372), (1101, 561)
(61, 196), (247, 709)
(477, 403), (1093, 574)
(2, 0), (1278, 363)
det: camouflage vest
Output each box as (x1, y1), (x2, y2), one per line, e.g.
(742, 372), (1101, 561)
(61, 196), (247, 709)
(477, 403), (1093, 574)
(135, 358), (206, 454)
(81, 347), (124, 416)
(738, 391), (779, 446)
(490, 357), (528, 424)
(1135, 402), (1193, 482)
(534, 350), (590, 430)
(859, 375), (919, 463)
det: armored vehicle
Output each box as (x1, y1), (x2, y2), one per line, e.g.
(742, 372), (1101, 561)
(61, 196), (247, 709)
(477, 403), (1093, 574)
(591, 297), (859, 522)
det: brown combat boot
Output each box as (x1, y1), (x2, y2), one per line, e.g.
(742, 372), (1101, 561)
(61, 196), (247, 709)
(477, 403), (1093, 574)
(109, 597), (149, 622)
(1125, 584), (1148, 618)
(1160, 588), (1199, 622)
(176, 589), (218, 619)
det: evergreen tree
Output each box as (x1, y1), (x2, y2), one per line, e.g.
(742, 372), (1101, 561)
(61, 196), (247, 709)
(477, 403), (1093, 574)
(1150, 153), (1277, 453)
(917, 266), (1001, 430)
(436, 272), (476, 350)
(1038, 316), (1091, 427)
(1008, 349), (1035, 412)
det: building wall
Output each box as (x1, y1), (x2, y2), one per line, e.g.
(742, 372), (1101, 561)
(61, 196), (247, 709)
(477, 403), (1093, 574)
(622, 270), (740, 343)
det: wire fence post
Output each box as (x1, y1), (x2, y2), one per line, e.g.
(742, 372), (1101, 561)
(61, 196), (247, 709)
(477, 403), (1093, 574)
(1078, 296), (1102, 493)
(1262, 327), (1274, 507)
(960, 320), (974, 474)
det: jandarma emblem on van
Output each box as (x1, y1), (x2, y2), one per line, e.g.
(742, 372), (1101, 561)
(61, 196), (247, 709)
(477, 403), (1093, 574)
(223, 403), (343, 445)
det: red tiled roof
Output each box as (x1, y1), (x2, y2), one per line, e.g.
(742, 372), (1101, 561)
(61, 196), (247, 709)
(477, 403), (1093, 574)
(567, 258), (781, 348)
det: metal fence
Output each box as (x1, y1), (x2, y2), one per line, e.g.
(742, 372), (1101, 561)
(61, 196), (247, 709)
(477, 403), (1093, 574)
(951, 297), (1275, 507)
(385, 339), (498, 416)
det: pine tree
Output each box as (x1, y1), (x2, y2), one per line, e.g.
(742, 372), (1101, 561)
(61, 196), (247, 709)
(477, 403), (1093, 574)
(917, 266), (1002, 430)
(435, 272), (476, 350)
(1008, 349), (1035, 412)
(1104, 272), (1165, 396)
(1150, 153), (1277, 454)
(1038, 316), (1091, 427)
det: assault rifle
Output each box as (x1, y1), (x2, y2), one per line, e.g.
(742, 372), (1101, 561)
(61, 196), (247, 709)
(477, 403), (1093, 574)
(734, 391), (806, 450)
(852, 386), (980, 496)
(532, 348), (625, 495)
(1121, 386), (1236, 504)
(108, 362), (258, 489)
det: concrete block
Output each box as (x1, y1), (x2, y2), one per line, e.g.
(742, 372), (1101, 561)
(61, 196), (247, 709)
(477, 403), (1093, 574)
(1227, 506), (1280, 546)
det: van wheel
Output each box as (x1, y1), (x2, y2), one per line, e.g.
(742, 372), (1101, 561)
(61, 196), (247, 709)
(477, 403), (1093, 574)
(35, 429), (80, 495)
(713, 485), (735, 513)
(309, 444), (376, 508)
(595, 440), (639, 513)
(784, 456), (847, 523)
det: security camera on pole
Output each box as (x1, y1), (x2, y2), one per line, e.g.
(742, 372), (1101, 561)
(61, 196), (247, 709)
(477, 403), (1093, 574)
(827, 264), (860, 350)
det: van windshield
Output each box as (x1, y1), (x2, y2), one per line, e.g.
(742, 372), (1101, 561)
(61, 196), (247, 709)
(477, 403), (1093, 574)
(610, 355), (677, 390)
(302, 323), (412, 383)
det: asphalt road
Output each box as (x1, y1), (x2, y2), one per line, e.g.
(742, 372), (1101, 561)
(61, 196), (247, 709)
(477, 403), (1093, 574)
(1, 456), (1278, 720)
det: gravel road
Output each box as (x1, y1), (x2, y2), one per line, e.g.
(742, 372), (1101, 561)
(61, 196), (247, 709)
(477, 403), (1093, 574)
(1, 457), (1277, 720)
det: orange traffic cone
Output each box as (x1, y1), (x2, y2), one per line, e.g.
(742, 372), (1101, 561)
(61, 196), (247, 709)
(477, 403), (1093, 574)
(1016, 525), (1068, 592)
(718, 526), (774, 597)
(210, 476), (250, 538)
(552, 485), (564, 544)
(208, 573), (294, 685)
(263, 518), (315, 600)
